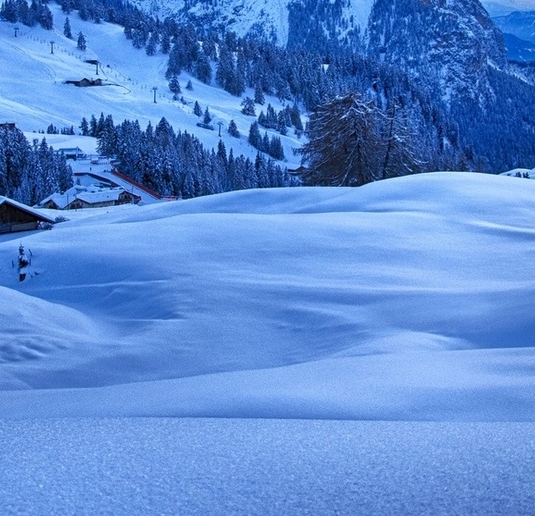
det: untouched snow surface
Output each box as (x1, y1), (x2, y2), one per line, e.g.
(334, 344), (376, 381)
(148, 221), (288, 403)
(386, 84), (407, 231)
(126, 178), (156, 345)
(2, 172), (535, 513)
(2, 419), (535, 515)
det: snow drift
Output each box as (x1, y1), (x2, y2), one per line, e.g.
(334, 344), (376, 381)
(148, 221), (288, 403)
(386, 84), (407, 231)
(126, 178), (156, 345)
(1, 171), (535, 420)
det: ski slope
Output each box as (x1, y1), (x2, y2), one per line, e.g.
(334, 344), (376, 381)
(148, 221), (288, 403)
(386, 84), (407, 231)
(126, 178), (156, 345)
(0, 3), (301, 167)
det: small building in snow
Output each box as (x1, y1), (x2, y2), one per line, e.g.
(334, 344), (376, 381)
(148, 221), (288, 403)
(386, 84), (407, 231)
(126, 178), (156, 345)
(57, 147), (86, 160)
(65, 78), (103, 87)
(0, 196), (55, 234)
(38, 185), (141, 210)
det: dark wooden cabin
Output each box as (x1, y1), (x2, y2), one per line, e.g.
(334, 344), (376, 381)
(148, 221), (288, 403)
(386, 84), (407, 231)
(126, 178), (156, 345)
(0, 197), (55, 234)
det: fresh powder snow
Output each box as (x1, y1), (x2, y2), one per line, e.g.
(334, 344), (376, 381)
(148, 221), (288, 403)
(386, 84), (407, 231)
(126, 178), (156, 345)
(2, 172), (535, 514)
(1, 3), (535, 514)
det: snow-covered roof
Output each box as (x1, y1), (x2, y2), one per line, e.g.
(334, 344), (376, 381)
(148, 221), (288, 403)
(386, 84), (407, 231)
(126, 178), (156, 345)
(76, 188), (127, 204)
(0, 196), (56, 223)
(71, 159), (163, 203)
(39, 185), (138, 208)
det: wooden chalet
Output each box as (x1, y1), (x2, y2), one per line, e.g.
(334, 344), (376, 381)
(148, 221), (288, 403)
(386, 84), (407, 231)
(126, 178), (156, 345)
(65, 78), (103, 87)
(0, 196), (55, 234)
(39, 185), (141, 210)
(57, 147), (86, 160)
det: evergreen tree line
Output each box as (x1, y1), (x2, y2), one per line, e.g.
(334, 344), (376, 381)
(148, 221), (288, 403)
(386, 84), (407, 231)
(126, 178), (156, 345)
(257, 103), (303, 136)
(0, 0), (53, 29)
(248, 122), (285, 161)
(0, 127), (73, 206)
(93, 116), (298, 199)
(46, 124), (76, 135)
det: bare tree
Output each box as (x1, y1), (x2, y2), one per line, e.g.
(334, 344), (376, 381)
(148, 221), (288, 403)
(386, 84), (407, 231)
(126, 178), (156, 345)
(295, 92), (383, 186)
(380, 102), (424, 179)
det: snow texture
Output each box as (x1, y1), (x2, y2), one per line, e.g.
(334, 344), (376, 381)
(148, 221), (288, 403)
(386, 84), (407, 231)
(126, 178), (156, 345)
(2, 418), (535, 515)
(2, 168), (535, 515)
(1, 5), (535, 514)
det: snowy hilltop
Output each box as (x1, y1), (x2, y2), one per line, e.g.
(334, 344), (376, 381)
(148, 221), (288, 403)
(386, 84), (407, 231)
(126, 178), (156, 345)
(2, 172), (535, 514)
(2, 171), (535, 419)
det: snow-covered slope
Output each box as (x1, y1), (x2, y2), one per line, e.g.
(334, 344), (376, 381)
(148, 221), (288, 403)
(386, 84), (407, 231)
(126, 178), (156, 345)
(0, 3), (301, 166)
(2, 172), (535, 421)
(132, 0), (375, 45)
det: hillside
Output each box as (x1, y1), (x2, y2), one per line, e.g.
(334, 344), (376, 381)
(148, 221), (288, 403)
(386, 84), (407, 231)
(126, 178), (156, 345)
(0, 2), (301, 168)
(2, 171), (535, 420)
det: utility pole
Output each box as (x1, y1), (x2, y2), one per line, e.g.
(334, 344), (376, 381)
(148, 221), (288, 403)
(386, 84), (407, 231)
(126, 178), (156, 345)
(13, 27), (19, 37)
(152, 86), (158, 103)
(50, 40), (55, 54)
(95, 60), (99, 75)
(217, 121), (223, 137)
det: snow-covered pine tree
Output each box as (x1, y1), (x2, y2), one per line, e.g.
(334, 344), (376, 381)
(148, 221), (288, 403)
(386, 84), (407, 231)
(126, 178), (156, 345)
(228, 119), (240, 138)
(77, 31), (86, 51)
(63, 17), (72, 39)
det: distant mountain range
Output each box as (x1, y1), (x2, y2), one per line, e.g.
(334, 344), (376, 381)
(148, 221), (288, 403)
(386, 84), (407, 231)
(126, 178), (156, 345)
(491, 9), (535, 61)
(481, 0), (535, 16)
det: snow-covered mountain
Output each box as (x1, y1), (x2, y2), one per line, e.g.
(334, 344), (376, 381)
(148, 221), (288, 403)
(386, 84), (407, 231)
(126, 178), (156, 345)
(367, 0), (507, 102)
(134, 0), (508, 104)
(493, 9), (535, 45)
(481, 0), (535, 16)
(132, 0), (375, 46)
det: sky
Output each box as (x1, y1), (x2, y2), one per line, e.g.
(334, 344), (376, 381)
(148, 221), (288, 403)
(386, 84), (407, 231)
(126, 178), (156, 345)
(1, 4), (535, 514)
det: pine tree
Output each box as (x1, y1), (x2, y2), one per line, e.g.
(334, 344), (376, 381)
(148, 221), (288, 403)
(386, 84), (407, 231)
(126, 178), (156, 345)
(228, 119), (240, 138)
(193, 101), (202, 117)
(89, 114), (98, 137)
(63, 17), (72, 39)
(248, 121), (261, 149)
(254, 84), (265, 105)
(203, 108), (212, 125)
(77, 31), (86, 51)
(241, 97), (256, 116)
(168, 75), (181, 99)
(195, 52), (212, 84)
(269, 135), (285, 160)
(145, 32), (159, 56)
(380, 103), (423, 178)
